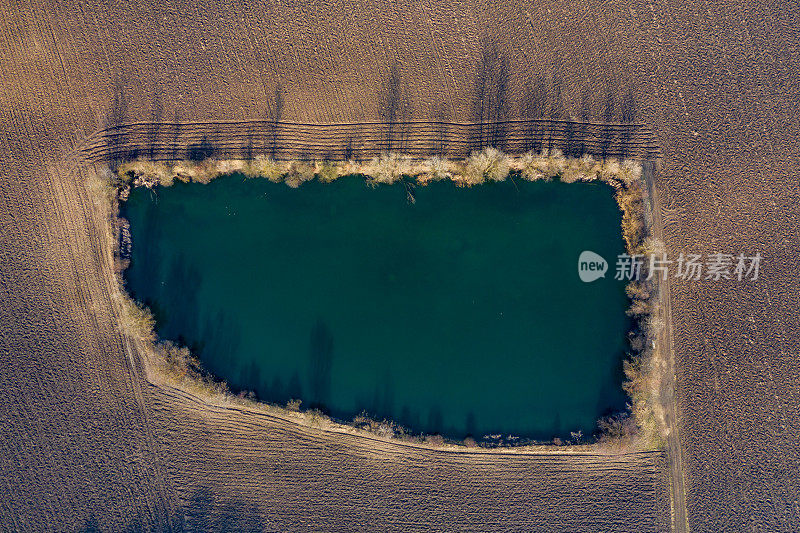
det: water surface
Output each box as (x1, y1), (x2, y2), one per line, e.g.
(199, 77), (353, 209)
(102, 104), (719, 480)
(125, 175), (629, 439)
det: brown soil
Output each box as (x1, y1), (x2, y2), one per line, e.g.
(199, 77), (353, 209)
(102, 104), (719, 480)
(1, 0), (798, 530)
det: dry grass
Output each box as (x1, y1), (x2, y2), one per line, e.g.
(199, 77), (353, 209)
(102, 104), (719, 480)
(461, 147), (511, 185)
(116, 150), (643, 192)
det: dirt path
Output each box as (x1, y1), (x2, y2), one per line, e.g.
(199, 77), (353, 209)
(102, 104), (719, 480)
(644, 161), (688, 533)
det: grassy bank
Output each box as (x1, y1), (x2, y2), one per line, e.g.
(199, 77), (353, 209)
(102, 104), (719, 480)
(116, 148), (643, 190)
(102, 148), (663, 451)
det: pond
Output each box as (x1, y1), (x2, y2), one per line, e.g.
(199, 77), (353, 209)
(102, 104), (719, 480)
(124, 174), (630, 440)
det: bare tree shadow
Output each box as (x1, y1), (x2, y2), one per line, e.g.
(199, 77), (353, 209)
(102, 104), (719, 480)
(620, 84), (637, 159)
(465, 411), (477, 438)
(577, 84), (592, 157)
(187, 136), (215, 161)
(105, 73), (130, 168)
(471, 40), (510, 152)
(427, 405), (444, 434)
(287, 371), (302, 401)
(170, 110), (182, 162)
(161, 253), (202, 343)
(148, 85), (163, 159)
(307, 318), (334, 410)
(198, 310), (242, 378)
(181, 485), (267, 532)
(601, 77), (617, 160)
(521, 74), (547, 153)
(379, 63), (412, 153)
(547, 74), (564, 153)
(240, 359), (263, 398)
(433, 101), (450, 156)
(266, 83), (284, 159)
(243, 121), (255, 161)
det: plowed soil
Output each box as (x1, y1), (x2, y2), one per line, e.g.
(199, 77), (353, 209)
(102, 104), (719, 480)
(1, 0), (798, 530)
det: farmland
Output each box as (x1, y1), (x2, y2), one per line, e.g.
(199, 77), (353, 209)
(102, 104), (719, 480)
(1, 0), (799, 530)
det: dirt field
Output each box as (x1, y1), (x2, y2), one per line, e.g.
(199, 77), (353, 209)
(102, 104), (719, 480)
(1, 0), (799, 530)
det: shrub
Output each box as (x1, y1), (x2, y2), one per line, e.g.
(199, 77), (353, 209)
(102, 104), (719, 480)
(284, 161), (315, 188)
(462, 148), (510, 186)
(617, 159), (643, 187)
(214, 159), (246, 176)
(286, 398), (302, 411)
(560, 154), (599, 183)
(171, 161), (203, 183)
(518, 152), (547, 181)
(364, 152), (411, 185)
(114, 292), (155, 342)
(88, 166), (118, 210)
(599, 157), (622, 182)
(626, 298), (651, 317)
(424, 434), (445, 446)
(315, 161), (342, 183)
(641, 236), (666, 256)
(244, 155), (284, 182)
(616, 183), (646, 253)
(597, 413), (637, 445)
(418, 156), (450, 184)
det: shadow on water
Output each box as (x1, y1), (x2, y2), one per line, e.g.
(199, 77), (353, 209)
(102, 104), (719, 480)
(550, 412), (562, 439)
(197, 310), (241, 377)
(594, 347), (630, 427)
(156, 254), (203, 347)
(307, 319), (334, 410)
(427, 405), (444, 435)
(353, 369), (395, 421)
(240, 359), (262, 397)
(465, 411), (477, 438)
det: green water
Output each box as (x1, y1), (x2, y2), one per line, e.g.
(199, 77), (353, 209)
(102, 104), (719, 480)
(124, 174), (629, 440)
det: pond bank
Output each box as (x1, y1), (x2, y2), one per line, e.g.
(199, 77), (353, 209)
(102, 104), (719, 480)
(102, 149), (662, 450)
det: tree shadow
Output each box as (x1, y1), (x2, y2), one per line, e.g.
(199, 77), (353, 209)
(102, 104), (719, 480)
(187, 136), (215, 162)
(433, 101), (450, 156)
(601, 77), (617, 160)
(379, 63), (412, 153)
(471, 40), (510, 152)
(148, 85), (163, 159)
(465, 411), (477, 438)
(307, 318), (334, 409)
(577, 84), (592, 157)
(198, 309), (242, 377)
(620, 84), (637, 158)
(547, 74), (564, 153)
(182, 485), (267, 532)
(427, 405), (444, 435)
(521, 74), (547, 153)
(240, 359), (263, 398)
(266, 83), (284, 159)
(105, 73), (132, 168)
(170, 110), (183, 162)
(162, 253), (202, 342)
(243, 121), (255, 161)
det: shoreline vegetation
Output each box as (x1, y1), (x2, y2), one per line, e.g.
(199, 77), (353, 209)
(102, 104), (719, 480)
(96, 148), (665, 452)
